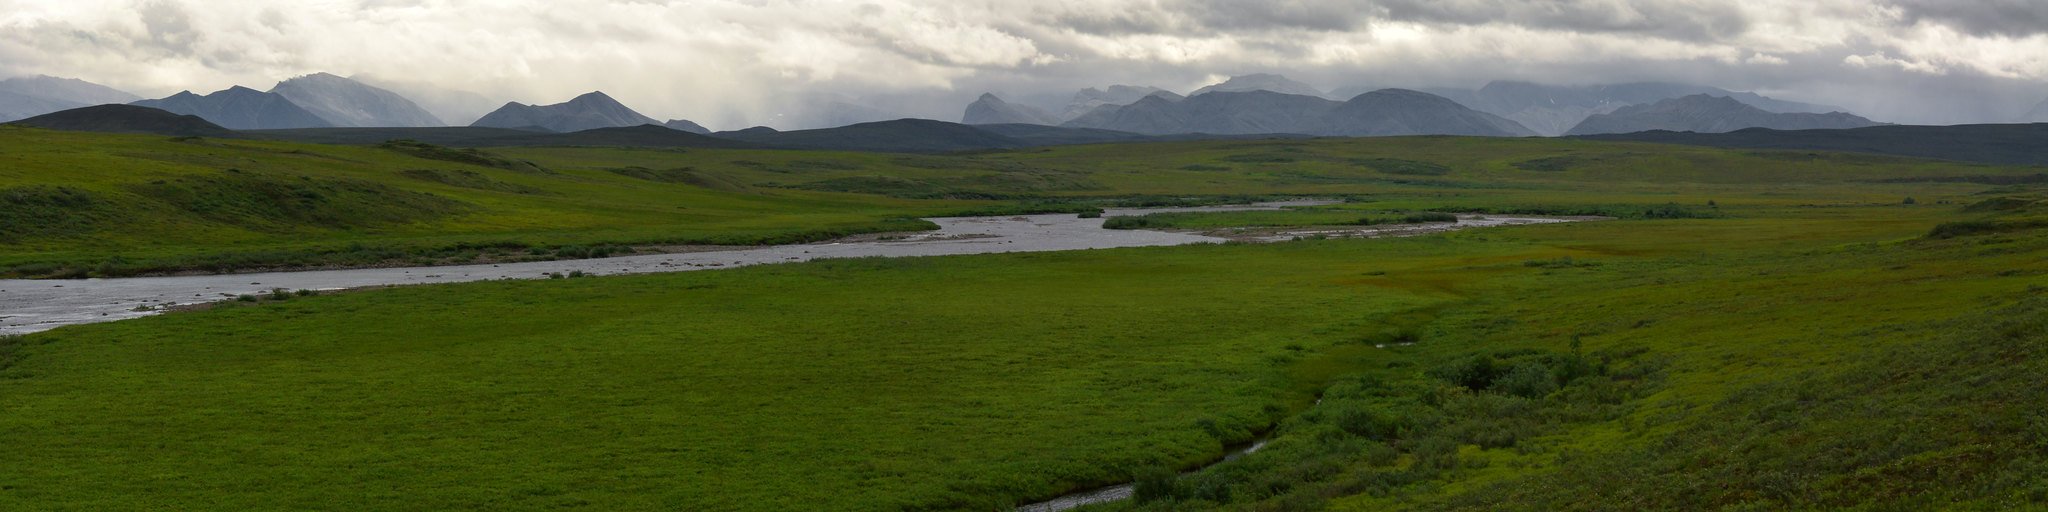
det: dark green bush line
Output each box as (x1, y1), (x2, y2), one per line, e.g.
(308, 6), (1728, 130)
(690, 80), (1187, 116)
(1870, 174), (2048, 185)
(1352, 158), (1453, 176)
(0, 218), (939, 279)
(1430, 203), (1720, 220)
(1924, 219), (2048, 239)
(379, 140), (550, 174)
(1117, 344), (1663, 510)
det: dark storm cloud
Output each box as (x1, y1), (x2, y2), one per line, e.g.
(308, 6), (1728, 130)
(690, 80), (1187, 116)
(1886, 0), (2048, 37)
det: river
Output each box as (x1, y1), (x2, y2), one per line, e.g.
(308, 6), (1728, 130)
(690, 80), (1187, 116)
(0, 201), (1585, 335)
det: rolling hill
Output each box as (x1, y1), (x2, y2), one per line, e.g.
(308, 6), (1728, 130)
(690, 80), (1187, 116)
(4, 104), (237, 137)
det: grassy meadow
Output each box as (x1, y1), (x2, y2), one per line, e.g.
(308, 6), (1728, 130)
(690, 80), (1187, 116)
(2, 127), (2046, 510)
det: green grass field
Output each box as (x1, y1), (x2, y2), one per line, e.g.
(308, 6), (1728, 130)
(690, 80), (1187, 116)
(3, 127), (2046, 510)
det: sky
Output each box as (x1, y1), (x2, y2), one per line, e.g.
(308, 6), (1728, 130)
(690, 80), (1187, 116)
(2, 0), (2045, 129)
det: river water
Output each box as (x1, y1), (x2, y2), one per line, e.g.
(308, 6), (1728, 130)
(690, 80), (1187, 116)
(0, 201), (1583, 336)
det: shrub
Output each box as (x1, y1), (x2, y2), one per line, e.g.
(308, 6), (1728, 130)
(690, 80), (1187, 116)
(1133, 466), (1181, 502)
(235, 294), (258, 302)
(1331, 403), (1408, 440)
(1430, 355), (1502, 390)
(1403, 212), (1459, 224)
(1078, 211), (1103, 219)
(1492, 362), (1559, 398)
(1902, 196), (1918, 205)
(1102, 216), (1163, 230)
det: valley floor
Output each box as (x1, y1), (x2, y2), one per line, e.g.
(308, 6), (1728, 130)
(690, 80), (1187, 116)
(2, 129), (2044, 510)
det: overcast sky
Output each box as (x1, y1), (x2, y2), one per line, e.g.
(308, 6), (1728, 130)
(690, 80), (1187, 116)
(2, 0), (2045, 129)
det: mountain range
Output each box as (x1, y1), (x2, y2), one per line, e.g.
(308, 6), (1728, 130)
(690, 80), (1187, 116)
(0, 75), (142, 122)
(1063, 89), (1536, 137)
(1565, 95), (1882, 136)
(132, 86), (332, 130)
(20, 101), (2047, 168)
(270, 73), (443, 127)
(1414, 81), (1848, 136)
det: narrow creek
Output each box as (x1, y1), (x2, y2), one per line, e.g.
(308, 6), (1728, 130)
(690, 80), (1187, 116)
(0, 201), (1589, 335)
(1014, 438), (1272, 512)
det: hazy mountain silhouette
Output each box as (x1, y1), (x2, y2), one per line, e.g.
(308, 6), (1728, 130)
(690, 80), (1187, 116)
(1062, 85), (1178, 120)
(352, 75), (499, 126)
(0, 75), (142, 122)
(962, 93), (1059, 125)
(470, 92), (661, 133)
(1386, 81), (1849, 136)
(1064, 89), (1534, 137)
(0, 75), (140, 105)
(131, 86), (332, 130)
(7, 104), (237, 137)
(271, 73), (443, 127)
(2022, 98), (2048, 123)
(1565, 95), (1882, 136)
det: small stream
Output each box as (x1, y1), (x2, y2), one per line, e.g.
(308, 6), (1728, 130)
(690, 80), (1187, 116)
(1014, 438), (1271, 512)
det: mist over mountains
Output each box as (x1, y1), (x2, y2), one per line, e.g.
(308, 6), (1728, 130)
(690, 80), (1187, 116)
(5, 70), (2038, 148)
(2024, 99), (2048, 123)
(271, 73), (443, 128)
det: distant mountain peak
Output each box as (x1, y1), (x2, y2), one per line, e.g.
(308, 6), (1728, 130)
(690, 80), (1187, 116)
(471, 91), (660, 133)
(568, 91), (620, 104)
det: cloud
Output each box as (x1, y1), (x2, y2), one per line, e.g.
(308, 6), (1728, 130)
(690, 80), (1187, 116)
(0, 0), (2038, 128)
(1885, 0), (2048, 37)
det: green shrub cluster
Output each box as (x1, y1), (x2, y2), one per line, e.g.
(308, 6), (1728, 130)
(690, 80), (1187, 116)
(1122, 346), (1659, 510)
